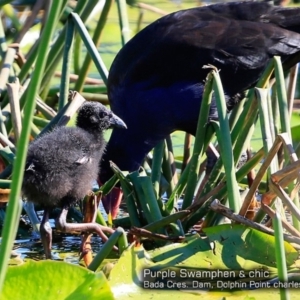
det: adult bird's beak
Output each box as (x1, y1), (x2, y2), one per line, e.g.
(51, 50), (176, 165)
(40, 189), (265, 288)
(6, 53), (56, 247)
(110, 113), (127, 129)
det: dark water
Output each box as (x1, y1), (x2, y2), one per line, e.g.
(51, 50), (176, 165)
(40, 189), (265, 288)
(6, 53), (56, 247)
(11, 203), (111, 265)
(12, 231), (104, 265)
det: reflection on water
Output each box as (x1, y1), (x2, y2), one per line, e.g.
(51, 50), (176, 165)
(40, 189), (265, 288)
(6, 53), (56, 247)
(13, 226), (105, 265)
(11, 202), (112, 265)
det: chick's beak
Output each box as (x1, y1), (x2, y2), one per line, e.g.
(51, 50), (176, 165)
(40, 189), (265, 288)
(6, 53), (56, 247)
(110, 114), (127, 129)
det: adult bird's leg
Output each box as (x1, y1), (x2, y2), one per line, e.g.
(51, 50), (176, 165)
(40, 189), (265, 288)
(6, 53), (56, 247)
(40, 208), (53, 259)
(55, 205), (116, 254)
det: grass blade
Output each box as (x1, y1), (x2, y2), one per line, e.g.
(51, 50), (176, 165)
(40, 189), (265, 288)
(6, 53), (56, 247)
(0, 0), (64, 293)
(182, 70), (214, 209)
(212, 69), (241, 212)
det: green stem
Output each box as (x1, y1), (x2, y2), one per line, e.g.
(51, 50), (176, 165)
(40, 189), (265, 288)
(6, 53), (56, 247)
(212, 69), (241, 212)
(74, 0), (113, 92)
(116, 0), (131, 45)
(0, 0), (64, 293)
(182, 71), (214, 209)
(88, 227), (124, 271)
(151, 140), (164, 199)
(273, 211), (290, 300)
(58, 17), (74, 110)
(71, 12), (108, 85)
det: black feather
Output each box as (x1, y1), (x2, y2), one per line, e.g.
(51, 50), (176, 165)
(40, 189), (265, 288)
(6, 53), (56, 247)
(99, 1), (300, 216)
(22, 101), (126, 208)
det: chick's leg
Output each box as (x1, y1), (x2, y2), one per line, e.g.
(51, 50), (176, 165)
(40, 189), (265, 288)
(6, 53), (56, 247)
(40, 208), (53, 259)
(55, 204), (116, 257)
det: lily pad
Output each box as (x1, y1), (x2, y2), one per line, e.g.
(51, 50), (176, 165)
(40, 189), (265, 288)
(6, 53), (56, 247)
(148, 224), (297, 273)
(107, 225), (300, 299)
(1, 260), (113, 300)
(203, 224), (298, 268)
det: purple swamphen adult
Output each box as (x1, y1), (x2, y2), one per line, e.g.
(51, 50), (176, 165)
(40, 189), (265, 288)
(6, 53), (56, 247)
(99, 1), (300, 218)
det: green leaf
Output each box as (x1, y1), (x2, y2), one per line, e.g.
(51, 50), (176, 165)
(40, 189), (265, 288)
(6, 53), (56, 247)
(203, 224), (298, 268)
(290, 112), (300, 142)
(1, 260), (113, 300)
(107, 225), (300, 299)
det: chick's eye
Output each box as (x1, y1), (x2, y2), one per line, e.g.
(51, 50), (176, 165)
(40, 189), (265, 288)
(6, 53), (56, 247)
(99, 111), (108, 118)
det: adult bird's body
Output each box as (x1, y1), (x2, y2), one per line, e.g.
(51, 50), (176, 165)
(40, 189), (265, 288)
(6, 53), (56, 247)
(99, 1), (300, 217)
(22, 101), (126, 258)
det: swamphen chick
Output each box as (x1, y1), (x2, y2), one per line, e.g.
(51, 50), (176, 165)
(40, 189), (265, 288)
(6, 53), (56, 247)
(99, 1), (300, 218)
(22, 101), (126, 258)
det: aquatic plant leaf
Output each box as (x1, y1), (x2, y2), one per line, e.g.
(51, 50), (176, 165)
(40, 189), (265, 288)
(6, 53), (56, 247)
(148, 224), (297, 271)
(291, 124), (300, 142)
(1, 260), (113, 300)
(107, 225), (300, 299)
(290, 112), (300, 142)
(203, 224), (298, 268)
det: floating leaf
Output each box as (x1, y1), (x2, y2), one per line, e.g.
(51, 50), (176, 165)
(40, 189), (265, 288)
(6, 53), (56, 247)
(1, 260), (113, 300)
(107, 225), (300, 299)
(203, 224), (298, 268)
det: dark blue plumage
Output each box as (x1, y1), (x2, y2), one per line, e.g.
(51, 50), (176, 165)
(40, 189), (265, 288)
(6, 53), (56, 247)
(99, 1), (300, 217)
